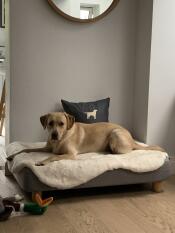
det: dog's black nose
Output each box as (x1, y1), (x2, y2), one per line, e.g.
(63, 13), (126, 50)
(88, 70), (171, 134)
(51, 131), (58, 140)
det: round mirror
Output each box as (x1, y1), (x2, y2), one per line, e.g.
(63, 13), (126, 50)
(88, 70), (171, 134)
(47, 0), (120, 23)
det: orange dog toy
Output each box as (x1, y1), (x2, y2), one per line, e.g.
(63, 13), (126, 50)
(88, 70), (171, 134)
(33, 192), (53, 207)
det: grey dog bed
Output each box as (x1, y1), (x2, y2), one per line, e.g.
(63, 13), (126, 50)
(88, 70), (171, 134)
(5, 156), (175, 193)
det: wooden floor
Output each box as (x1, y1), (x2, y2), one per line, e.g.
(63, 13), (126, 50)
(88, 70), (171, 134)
(1, 170), (175, 233)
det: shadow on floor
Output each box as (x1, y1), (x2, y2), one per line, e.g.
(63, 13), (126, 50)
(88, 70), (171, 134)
(39, 183), (154, 202)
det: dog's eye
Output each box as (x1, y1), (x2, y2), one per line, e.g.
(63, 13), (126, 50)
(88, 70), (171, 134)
(49, 121), (54, 127)
(59, 122), (64, 126)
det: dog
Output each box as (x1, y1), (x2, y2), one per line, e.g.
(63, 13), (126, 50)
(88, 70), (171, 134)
(7, 112), (164, 166)
(84, 109), (98, 120)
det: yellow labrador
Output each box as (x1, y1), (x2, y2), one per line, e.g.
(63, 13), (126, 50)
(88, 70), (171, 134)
(7, 112), (164, 166)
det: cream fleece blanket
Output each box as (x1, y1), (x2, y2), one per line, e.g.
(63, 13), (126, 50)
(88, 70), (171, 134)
(6, 142), (168, 189)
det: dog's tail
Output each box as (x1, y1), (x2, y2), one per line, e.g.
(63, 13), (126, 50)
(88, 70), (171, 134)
(133, 142), (165, 152)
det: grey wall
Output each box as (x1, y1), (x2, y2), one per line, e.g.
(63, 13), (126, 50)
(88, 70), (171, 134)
(133, 0), (153, 141)
(10, 0), (137, 142)
(147, 0), (175, 155)
(0, 28), (5, 45)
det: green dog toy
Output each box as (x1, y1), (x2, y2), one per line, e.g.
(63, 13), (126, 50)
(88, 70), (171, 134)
(0, 193), (53, 221)
(20, 202), (47, 215)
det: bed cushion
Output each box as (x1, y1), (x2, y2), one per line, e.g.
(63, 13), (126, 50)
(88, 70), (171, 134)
(61, 98), (110, 123)
(6, 142), (168, 190)
(8, 157), (173, 192)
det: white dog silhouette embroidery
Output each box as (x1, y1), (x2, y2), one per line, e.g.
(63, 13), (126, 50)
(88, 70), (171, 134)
(84, 109), (98, 120)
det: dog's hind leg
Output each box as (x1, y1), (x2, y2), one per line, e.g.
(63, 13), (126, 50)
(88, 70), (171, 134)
(109, 128), (134, 154)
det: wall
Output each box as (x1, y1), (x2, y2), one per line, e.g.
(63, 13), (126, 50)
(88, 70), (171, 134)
(0, 28), (5, 45)
(133, 0), (153, 141)
(0, 28), (5, 97)
(0, 27), (5, 97)
(0, 0), (5, 46)
(9, 0), (137, 142)
(147, 0), (175, 155)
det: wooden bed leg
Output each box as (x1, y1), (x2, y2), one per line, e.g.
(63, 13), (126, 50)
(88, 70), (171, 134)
(152, 181), (163, 193)
(32, 192), (42, 202)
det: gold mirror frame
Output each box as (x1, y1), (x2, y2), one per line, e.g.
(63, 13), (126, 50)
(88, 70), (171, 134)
(47, 0), (120, 23)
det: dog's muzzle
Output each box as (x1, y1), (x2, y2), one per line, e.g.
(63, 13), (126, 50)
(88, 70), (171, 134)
(51, 131), (58, 141)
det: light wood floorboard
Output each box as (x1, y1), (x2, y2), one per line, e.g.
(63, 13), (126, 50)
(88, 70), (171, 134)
(1, 169), (175, 233)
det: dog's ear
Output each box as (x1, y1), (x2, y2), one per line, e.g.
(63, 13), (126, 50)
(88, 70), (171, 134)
(64, 113), (75, 130)
(40, 114), (49, 129)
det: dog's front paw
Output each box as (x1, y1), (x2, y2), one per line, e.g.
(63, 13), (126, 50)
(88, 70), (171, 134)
(35, 161), (46, 166)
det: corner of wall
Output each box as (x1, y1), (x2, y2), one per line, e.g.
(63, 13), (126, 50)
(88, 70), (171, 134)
(133, 0), (153, 142)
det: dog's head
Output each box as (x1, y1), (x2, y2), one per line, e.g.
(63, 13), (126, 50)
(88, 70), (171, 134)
(40, 112), (75, 142)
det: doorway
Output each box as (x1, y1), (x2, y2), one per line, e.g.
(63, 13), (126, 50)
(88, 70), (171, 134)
(0, 0), (7, 168)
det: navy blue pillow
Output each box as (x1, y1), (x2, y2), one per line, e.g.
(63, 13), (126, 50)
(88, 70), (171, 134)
(61, 98), (110, 123)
